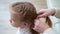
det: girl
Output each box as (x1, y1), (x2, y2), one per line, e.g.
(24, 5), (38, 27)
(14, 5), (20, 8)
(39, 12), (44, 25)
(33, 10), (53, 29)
(9, 2), (39, 34)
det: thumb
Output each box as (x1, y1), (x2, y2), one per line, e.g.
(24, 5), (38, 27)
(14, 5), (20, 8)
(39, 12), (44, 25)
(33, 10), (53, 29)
(37, 11), (44, 15)
(33, 25), (39, 31)
(37, 12), (48, 18)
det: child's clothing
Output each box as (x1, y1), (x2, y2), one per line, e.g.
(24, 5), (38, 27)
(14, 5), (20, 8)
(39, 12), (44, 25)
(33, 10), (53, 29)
(16, 26), (32, 34)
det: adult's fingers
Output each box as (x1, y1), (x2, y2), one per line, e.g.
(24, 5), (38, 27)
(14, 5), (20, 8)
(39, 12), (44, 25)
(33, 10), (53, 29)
(37, 12), (48, 18)
(34, 19), (40, 25)
(37, 11), (44, 15)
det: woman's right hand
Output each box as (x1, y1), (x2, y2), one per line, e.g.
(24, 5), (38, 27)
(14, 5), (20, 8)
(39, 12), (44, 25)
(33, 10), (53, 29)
(37, 8), (56, 18)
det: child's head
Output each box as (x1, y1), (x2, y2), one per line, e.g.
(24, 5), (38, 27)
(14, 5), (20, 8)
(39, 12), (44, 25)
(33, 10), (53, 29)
(10, 2), (37, 28)
(10, 2), (39, 34)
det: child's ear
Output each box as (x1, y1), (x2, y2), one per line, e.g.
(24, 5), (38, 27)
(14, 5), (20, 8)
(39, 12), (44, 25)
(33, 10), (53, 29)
(23, 22), (28, 27)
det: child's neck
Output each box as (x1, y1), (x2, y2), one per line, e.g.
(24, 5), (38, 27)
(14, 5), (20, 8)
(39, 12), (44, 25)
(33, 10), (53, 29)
(17, 25), (32, 34)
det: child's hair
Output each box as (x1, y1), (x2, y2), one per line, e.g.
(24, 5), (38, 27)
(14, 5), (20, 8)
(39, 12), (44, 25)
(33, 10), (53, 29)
(11, 2), (39, 34)
(46, 17), (52, 27)
(11, 2), (52, 34)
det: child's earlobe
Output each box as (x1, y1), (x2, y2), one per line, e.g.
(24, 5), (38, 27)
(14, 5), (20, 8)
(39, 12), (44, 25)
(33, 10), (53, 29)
(23, 22), (28, 26)
(24, 24), (26, 26)
(24, 23), (27, 26)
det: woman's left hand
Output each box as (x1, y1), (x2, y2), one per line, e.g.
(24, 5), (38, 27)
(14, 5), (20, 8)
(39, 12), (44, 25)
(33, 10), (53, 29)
(33, 19), (50, 33)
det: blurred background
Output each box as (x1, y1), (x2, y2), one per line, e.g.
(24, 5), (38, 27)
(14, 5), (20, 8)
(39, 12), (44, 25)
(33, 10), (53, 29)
(0, 0), (60, 34)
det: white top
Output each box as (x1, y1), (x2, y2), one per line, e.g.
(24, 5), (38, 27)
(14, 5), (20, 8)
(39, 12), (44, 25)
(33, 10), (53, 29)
(16, 27), (57, 34)
(43, 28), (56, 34)
(16, 27), (32, 34)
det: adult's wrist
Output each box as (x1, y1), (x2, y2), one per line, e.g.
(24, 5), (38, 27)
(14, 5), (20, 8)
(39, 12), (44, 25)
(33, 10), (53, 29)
(50, 8), (56, 16)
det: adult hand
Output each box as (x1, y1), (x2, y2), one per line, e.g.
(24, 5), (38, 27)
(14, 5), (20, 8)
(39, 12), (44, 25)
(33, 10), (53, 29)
(37, 8), (56, 18)
(33, 19), (50, 33)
